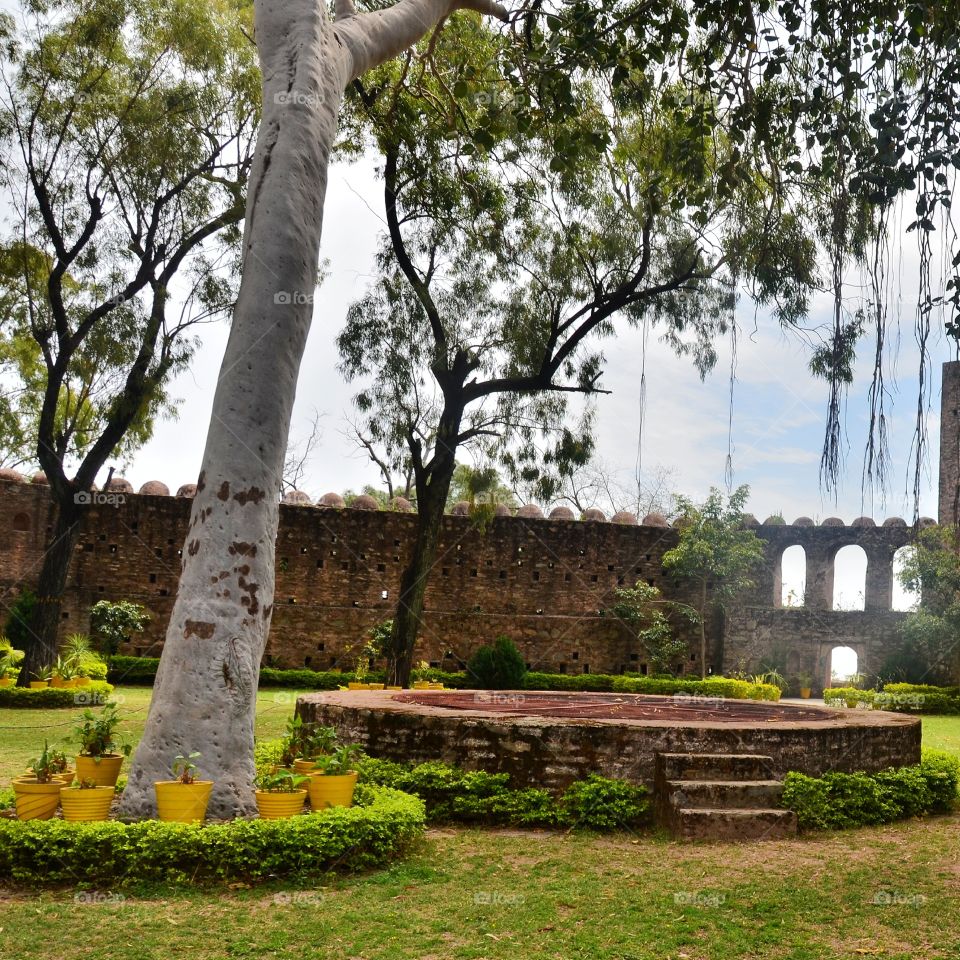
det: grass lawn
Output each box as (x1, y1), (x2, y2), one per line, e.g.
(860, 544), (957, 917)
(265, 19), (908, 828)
(0, 685), (309, 783)
(0, 816), (957, 959)
(1, 693), (958, 959)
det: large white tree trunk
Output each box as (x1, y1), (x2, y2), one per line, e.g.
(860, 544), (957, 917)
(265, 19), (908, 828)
(120, 0), (506, 819)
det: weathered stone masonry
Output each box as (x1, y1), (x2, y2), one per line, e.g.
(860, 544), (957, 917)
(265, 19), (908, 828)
(0, 476), (923, 689)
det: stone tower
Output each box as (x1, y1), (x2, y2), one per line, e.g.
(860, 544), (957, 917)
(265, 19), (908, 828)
(939, 360), (960, 527)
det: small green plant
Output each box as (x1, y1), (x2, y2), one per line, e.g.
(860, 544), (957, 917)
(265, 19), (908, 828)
(254, 768), (310, 793)
(89, 600), (150, 655)
(27, 741), (56, 783)
(302, 724), (338, 760)
(172, 752), (202, 784)
(314, 744), (363, 776)
(73, 703), (129, 758)
(48, 747), (70, 777)
(31, 664), (52, 682)
(54, 655), (76, 680)
(279, 715), (306, 766)
(75, 778), (99, 790)
(467, 636), (527, 690)
(797, 672), (813, 689)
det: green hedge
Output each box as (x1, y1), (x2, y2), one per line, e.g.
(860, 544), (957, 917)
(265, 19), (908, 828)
(106, 657), (780, 700)
(825, 684), (960, 714)
(356, 756), (651, 830)
(0, 681), (113, 708)
(0, 784), (424, 886)
(782, 751), (960, 830)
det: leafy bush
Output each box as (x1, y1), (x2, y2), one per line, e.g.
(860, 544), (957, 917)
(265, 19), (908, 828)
(89, 600), (150, 656)
(0, 682), (113, 708)
(782, 751), (960, 830)
(467, 636), (527, 690)
(356, 755), (651, 830)
(0, 784), (424, 886)
(824, 683), (960, 714)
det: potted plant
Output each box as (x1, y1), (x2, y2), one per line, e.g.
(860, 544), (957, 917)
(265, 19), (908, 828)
(797, 673), (813, 699)
(154, 752), (213, 823)
(307, 744), (362, 811)
(293, 724), (338, 774)
(13, 741), (62, 820)
(51, 655), (78, 688)
(29, 665), (52, 689)
(73, 703), (130, 786)
(60, 778), (115, 822)
(48, 746), (74, 784)
(254, 768), (309, 819)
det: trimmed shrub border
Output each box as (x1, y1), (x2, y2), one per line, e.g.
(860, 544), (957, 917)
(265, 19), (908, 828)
(355, 756), (652, 829)
(0, 784), (424, 886)
(825, 683), (960, 715)
(108, 657), (780, 701)
(782, 751), (960, 830)
(0, 681), (113, 708)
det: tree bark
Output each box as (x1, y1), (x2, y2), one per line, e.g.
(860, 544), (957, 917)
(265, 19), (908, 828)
(119, 0), (507, 819)
(699, 579), (707, 679)
(15, 498), (83, 686)
(387, 407), (462, 686)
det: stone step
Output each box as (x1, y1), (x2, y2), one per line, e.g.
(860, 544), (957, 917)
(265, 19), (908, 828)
(672, 807), (798, 842)
(664, 779), (785, 810)
(655, 752), (777, 783)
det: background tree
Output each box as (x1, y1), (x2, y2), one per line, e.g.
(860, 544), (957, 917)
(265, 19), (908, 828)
(662, 485), (765, 678)
(547, 461), (676, 520)
(611, 581), (695, 676)
(896, 528), (960, 685)
(0, 0), (259, 685)
(338, 9), (819, 685)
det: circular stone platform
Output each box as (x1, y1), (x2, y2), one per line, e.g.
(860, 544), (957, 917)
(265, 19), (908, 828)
(296, 690), (921, 790)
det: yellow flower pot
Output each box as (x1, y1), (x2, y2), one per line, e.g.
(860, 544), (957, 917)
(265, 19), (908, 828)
(412, 681), (430, 690)
(76, 754), (124, 787)
(255, 789), (308, 819)
(0, 677), (11, 687)
(386, 685), (403, 691)
(292, 758), (317, 775)
(13, 777), (62, 820)
(800, 687), (812, 699)
(366, 683), (385, 690)
(29, 681), (49, 689)
(154, 781), (213, 823)
(347, 682), (364, 690)
(60, 785), (114, 822)
(50, 676), (67, 688)
(308, 771), (357, 810)
(65, 678), (79, 688)
(75, 677), (92, 687)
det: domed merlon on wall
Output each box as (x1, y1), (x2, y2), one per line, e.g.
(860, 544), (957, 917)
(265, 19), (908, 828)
(642, 512), (669, 527)
(0, 468), (25, 483)
(792, 516), (814, 526)
(821, 517), (845, 527)
(138, 481), (170, 496)
(517, 504), (544, 519)
(582, 508), (606, 522)
(882, 517), (907, 527)
(317, 492), (345, 509)
(176, 484), (197, 498)
(494, 504), (512, 517)
(450, 501), (471, 517)
(851, 516), (876, 528)
(611, 511), (638, 525)
(740, 513), (759, 526)
(350, 494), (380, 511)
(918, 516), (937, 528)
(31, 472), (48, 485)
(389, 497), (414, 513)
(762, 515), (786, 525)
(549, 506), (575, 520)
(282, 490), (312, 506)
(104, 477), (134, 494)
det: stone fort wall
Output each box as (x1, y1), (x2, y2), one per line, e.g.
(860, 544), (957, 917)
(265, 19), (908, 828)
(0, 476), (925, 689)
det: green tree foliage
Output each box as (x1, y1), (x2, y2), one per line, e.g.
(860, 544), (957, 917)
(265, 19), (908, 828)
(446, 463), (517, 511)
(662, 486), (765, 677)
(0, 0), (259, 678)
(611, 581), (696, 676)
(467, 636), (527, 689)
(897, 528), (960, 685)
(89, 600), (150, 657)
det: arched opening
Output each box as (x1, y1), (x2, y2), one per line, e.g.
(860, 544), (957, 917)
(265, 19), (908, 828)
(832, 545), (866, 610)
(12, 513), (30, 532)
(830, 645), (859, 685)
(892, 546), (919, 612)
(780, 545), (806, 607)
